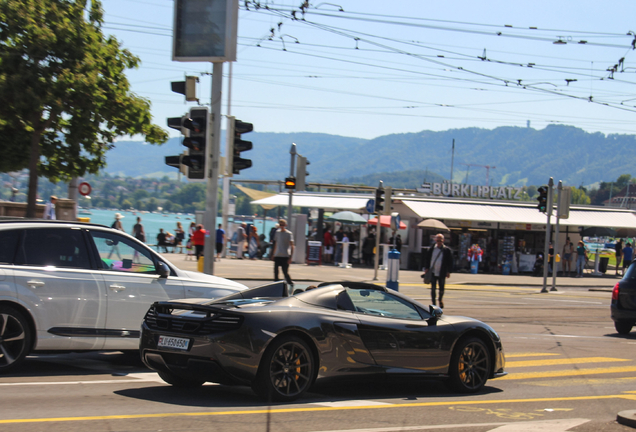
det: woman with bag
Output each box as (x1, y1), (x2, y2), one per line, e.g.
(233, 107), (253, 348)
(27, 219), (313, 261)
(421, 233), (453, 308)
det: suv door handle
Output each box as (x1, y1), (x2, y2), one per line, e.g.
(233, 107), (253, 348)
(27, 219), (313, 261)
(27, 280), (45, 288)
(109, 284), (126, 292)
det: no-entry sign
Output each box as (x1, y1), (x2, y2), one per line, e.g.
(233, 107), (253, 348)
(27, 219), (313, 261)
(78, 182), (92, 197)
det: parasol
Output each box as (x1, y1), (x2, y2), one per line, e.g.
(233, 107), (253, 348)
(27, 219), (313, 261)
(580, 226), (617, 238)
(326, 211), (367, 224)
(417, 218), (450, 231)
(367, 215), (406, 229)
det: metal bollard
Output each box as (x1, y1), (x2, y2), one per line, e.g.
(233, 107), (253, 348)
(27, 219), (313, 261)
(386, 248), (401, 291)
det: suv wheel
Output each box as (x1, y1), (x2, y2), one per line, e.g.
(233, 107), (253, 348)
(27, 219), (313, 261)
(615, 321), (633, 335)
(0, 306), (32, 372)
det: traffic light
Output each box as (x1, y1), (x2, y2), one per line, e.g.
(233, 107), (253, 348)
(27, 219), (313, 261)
(171, 76), (198, 102)
(165, 107), (209, 180)
(181, 107), (209, 180)
(296, 155), (310, 191)
(374, 185), (384, 213)
(285, 177), (296, 190)
(227, 116), (253, 176)
(383, 186), (393, 215)
(537, 185), (548, 213)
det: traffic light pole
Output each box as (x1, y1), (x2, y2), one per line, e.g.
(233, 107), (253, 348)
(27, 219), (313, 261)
(550, 180), (563, 292)
(541, 177), (554, 293)
(203, 62), (223, 275)
(287, 143), (297, 223)
(373, 181), (383, 281)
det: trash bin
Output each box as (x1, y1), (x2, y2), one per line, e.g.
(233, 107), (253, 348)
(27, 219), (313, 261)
(599, 256), (609, 273)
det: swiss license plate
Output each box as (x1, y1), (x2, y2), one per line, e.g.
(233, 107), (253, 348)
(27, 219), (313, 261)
(157, 335), (190, 351)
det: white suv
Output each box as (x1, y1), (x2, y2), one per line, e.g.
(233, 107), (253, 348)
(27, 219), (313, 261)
(0, 220), (247, 371)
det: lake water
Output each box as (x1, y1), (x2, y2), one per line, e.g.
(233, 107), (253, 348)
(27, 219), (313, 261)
(80, 209), (280, 242)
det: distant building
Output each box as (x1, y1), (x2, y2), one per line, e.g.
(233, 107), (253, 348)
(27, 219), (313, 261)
(604, 185), (636, 209)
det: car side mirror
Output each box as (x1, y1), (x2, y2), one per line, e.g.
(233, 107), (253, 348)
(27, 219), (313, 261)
(429, 305), (443, 319)
(157, 261), (170, 278)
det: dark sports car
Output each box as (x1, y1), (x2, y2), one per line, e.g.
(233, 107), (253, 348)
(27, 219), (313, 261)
(140, 281), (506, 401)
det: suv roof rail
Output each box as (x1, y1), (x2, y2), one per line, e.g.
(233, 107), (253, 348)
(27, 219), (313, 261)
(0, 219), (108, 229)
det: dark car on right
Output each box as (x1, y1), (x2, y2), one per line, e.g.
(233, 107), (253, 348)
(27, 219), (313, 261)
(611, 261), (636, 334)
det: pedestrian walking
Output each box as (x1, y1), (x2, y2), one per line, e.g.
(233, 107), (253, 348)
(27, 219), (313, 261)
(175, 221), (185, 253)
(615, 239), (623, 276)
(43, 195), (57, 220)
(271, 218), (295, 287)
(421, 233), (453, 308)
(132, 216), (146, 242)
(216, 224), (225, 261)
(622, 242), (633, 276)
(562, 238), (574, 276)
(111, 213), (125, 231)
(575, 241), (588, 277)
(192, 224), (206, 261)
(236, 223), (247, 259)
(323, 227), (334, 264)
(248, 226), (259, 260)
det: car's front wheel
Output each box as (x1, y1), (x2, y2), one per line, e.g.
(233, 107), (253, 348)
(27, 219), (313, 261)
(0, 305), (32, 373)
(614, 321), (634, 335)
(448, 337), (491, 393)
(252, 335), (315, 402)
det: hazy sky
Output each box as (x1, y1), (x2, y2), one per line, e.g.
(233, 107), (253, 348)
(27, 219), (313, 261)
(103, 0), (636, 140)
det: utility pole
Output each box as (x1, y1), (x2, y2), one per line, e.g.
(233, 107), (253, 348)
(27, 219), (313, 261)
(288, 143), (297, 222)
(550, 180), (562, 292)
(202, 62), (223, 275)
(450, 139), (455, 195)
(541, 177), (554, 293)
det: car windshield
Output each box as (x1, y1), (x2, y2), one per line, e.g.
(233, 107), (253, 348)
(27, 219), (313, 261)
(346, 288), (423, 320)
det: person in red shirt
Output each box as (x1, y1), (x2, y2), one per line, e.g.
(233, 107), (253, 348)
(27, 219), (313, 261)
(323, 228), (333, 264)
(191, 224), (206, 261)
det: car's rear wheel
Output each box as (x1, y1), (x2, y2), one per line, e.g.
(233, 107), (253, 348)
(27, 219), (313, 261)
(252, 335), (315, 402)
(614, 321), (633, 335)
(0, 306), (32, 373)
(158, 370), (205, 388)
(448, 337), (491, 393)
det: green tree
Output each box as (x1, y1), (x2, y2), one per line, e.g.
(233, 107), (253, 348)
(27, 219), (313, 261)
(0, 0), (168, 216)
(570, 186), (591, 205)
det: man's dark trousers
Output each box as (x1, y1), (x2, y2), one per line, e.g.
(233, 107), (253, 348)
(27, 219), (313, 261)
(431, 274), (446, 305)
(274, 256), (293, 285)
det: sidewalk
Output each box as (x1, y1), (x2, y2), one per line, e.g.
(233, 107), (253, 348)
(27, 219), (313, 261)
(162, 253), (619, 290)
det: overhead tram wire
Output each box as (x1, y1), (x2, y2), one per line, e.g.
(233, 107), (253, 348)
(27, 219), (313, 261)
(246, 8), (636, 113)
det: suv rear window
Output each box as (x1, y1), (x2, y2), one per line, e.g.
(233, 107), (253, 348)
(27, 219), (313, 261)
(15, 228), (91, 269)
(0, 229), (20, 263)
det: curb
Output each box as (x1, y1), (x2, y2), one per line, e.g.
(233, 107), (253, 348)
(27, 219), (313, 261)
(617, 410), (636, 428)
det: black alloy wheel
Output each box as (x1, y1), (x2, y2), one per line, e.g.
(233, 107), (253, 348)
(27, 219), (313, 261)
(614, 321), (633, 335)
(253, 335), (315, 402)
(448, 337), (491, 393)
(158, 370), (205, 388)
(0, 306), (32, 372)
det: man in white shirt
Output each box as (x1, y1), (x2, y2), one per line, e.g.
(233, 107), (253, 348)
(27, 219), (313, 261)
(271, 218), (295, 287)
(43, 195), (57, 220)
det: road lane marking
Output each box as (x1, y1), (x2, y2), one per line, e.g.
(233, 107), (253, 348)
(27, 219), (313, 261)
(0, 395), (629, 424)
(506, 357), (630, 367)
(523, 298), (603, 304)
(499, 365), (636, 380)
(526, 377), (636, 386)
(305, 418), (589, 431)
(505, 353), (561, 358)
(312, 400), (391, 407)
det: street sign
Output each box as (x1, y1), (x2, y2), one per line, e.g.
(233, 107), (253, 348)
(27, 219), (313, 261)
(78, 182), (92, 197)
(391, 212), (401, 231)
(366, 199), (375, 214)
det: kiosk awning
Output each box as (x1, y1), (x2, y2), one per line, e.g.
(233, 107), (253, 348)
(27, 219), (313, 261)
(402, 200), (636, 228)
(251, 193), (370, 211)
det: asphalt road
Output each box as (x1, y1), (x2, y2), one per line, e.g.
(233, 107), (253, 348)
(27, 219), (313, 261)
(1, 282), (634, 432)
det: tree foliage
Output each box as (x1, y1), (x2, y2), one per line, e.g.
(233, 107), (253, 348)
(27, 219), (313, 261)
(0, 0), (168, 215)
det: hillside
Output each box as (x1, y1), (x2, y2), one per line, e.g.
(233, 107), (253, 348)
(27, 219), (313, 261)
(104, 125), (636, 188)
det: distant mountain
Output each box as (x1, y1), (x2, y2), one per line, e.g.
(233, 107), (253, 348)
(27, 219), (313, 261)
(104, 125), (636, 188)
